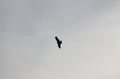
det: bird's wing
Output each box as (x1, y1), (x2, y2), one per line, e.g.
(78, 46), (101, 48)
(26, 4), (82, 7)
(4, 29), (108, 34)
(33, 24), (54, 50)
(55, 36), (59, 42)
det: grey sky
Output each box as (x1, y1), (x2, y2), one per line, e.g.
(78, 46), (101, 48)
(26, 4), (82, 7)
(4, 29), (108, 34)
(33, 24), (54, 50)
(1, 0), (120, 79)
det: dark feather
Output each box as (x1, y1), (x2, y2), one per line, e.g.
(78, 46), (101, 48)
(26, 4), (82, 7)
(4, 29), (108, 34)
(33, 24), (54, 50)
(55, 36), (59, 42)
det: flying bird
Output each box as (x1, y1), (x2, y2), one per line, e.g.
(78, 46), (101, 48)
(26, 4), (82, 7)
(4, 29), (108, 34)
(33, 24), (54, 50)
(55, 36), (62, 49)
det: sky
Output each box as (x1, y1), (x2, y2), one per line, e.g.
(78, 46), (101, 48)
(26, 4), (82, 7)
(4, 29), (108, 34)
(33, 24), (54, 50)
(1, 0), (120, 79)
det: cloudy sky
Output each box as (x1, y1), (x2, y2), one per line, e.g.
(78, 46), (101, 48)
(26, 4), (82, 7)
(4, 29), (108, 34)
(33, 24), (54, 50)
(1, 0), (120, 79)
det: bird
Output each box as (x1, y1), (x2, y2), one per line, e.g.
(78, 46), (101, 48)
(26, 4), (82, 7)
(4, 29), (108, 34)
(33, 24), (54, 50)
(55, 36), (62, 49)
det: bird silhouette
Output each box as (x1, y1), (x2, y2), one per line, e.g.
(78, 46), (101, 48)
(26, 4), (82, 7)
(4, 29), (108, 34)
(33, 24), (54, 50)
(55, 36), (62, 49)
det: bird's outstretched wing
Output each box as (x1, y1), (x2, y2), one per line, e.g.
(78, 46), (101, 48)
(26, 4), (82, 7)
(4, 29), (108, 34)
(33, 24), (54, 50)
(55, 36), (60, 42)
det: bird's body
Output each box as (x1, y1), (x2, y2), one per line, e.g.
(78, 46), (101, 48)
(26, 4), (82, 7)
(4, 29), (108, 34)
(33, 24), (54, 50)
(55, 36), (62, 49)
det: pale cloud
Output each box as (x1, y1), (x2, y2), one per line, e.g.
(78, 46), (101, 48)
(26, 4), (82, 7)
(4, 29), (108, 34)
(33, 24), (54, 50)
(1, 0), (120, 79)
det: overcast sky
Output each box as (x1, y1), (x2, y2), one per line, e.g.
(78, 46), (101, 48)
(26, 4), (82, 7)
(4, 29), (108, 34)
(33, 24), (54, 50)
(1, 0), (120, 79)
